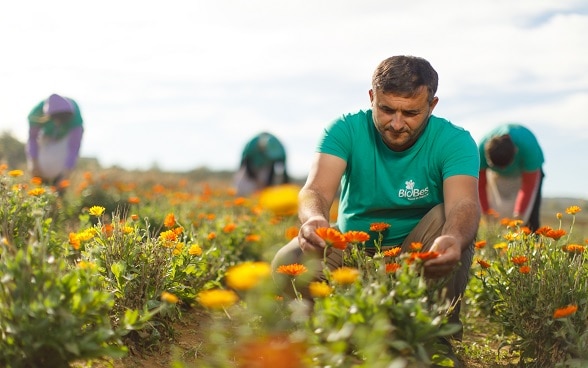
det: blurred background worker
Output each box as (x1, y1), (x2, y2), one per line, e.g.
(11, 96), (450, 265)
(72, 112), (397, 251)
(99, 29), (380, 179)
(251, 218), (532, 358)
(26, 93), (84, 189)
(234, 132), (289, 196)
(478, 123), (545, 230)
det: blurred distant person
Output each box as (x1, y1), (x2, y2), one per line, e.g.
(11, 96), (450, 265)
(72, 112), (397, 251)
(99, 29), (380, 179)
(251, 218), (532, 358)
(26, 93), (84, 190)
(234, 132), (290, 196)
(478, 123), (544, 230)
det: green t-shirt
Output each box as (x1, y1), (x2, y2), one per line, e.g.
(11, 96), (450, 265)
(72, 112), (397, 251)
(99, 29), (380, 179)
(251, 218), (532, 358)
(318, 110), (479, 246)
(27, 98), (84, 139)
(241, 132), (286, 169)
(478, 123), (544, 176)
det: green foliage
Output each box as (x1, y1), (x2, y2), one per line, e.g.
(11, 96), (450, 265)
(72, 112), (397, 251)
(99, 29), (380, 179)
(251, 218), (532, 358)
(474, 213), (588, 367)
(0, 240), (127, 367)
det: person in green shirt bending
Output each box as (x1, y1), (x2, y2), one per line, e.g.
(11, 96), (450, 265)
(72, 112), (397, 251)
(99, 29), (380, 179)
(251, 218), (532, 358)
(26, 93), (84, 190)
(271, 55), (481, 366)
(234, 132), (290, 196)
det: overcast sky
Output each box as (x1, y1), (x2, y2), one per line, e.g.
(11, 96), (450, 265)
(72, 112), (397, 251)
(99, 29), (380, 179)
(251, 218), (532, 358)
(1, 0), (587, 199)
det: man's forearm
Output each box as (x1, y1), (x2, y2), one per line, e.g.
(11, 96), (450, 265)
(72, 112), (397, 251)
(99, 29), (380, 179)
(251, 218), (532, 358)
(298, 188), (331, 224)
(442, 199), (481, 250)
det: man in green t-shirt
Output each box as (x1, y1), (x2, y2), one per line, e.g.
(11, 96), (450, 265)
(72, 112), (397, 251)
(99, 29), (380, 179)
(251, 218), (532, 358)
(478, 124), (544, 230)
(272, 56), (480, 363)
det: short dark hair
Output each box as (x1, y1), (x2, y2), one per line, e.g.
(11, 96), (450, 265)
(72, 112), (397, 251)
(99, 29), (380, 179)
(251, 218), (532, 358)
(485, 134), (516, 167)
(371, 55), (438, 103)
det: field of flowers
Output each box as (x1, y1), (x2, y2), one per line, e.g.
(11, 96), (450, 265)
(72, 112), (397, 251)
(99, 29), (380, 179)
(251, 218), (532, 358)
(1, 165), (587, 368)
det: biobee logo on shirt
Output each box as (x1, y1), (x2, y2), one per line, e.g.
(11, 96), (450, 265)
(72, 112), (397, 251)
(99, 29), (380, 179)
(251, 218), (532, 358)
(398, 180), (429, 200)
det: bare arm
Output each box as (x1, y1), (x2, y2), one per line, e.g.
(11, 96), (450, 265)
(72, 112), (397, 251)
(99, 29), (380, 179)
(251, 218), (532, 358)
(425, 175), (481, 277)
(297, 153), (346, 254)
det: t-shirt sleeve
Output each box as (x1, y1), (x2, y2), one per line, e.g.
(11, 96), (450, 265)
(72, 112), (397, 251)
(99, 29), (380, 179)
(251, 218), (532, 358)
(316, 115), (353, 161)
(441, 129), (480, 180)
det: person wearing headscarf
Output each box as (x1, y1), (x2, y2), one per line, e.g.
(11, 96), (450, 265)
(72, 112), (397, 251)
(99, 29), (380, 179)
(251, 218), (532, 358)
(26, 93), (84, 188)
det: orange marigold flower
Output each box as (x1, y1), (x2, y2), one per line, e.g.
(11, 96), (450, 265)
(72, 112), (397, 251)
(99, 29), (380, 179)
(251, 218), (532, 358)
(233, 197), (247, 206)
(520, 226), (531, 235)
(474, 240), (487, 249)
(164, 213), (176, 228)
(410, 251), (440, 262)
(535, 226), (553, 236)
(131, 214), (139, 221)
(31, 176), (43, 186)
(385, 263), (401, 273)
(383, 247), (402, 257)
(500, 217), (511, 226)
(410, 242), (423, 251)
(315, 227), (347, 250)
(566, 206), (582, 215)
(207, 232), (217, 240)
(511, 256), (528, 265)
(477, 259), (491, 269)
(161, 291), (179, 304)
(486, 208), (500, 218)
(234, 334), (306, 368)
(546, 229), (566, 240)
(277, 263), (307, 277)
(245, 234), (261, 242)
(564, 244), (585, 254)
(128, 196), (140, 204)
(285, 226), (299, 240)
(370, 222), (391, 232)
(343, 230), (370, 244)
(69, 232), (81, 250)
(309, 281), (333, 298)
(58, 179), (70, 189)
(223, 223), (237, 233)
(331, 267), (360, 285)
(102, 223), (114, 237)
(519, 265), (531, 274)
(553, 304), (578, 319)
(507, 219), (523, 228)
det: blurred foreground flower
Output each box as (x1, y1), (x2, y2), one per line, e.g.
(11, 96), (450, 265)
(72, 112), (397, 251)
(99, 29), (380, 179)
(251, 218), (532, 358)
(258, 184), (300, 216)
(234, 333), (307, 368)
(226, 262), (272, 290)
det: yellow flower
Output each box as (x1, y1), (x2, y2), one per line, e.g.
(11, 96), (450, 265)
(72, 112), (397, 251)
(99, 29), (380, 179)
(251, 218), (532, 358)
(198, 289), (239, 309)
(258, 184), (299, 216)
(225, 262), (272, 290)
(8, 170), (24, 177)
(493, 242), (508, 249)
(309, 281), (333, 298)
(122, 225), (133, 234)
(331, 267), (360, 285)
(27, 187), (45, 196)
(76, 229), (96, 242)
(161, 291), (179, 304)
(77, 260), (97, 270)
(566, 206), (581, 215)
(88, 206), (106, 217)
(556, 212), (563, 220)
(188, 244), (203, 256)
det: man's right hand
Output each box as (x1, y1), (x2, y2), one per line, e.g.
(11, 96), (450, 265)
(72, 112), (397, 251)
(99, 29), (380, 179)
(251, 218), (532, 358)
(298, 215), (330, 254)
